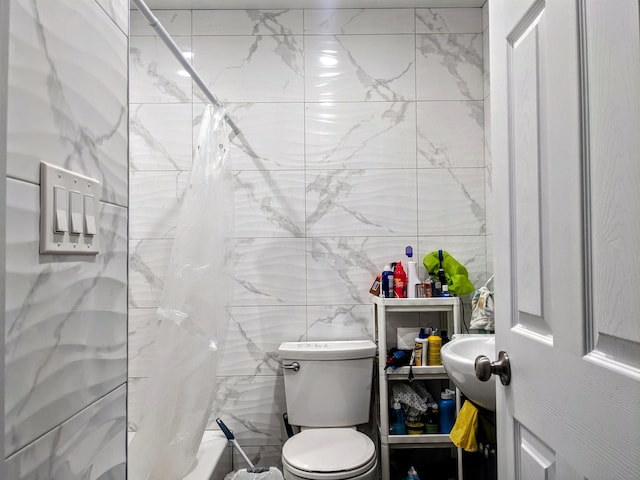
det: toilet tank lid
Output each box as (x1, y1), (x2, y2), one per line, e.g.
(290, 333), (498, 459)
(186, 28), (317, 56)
(278, 340), (376, 360)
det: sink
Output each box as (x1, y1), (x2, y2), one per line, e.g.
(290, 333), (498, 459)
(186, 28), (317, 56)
(441, 334), (496, 411)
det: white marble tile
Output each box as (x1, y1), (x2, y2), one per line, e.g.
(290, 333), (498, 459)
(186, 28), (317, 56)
(130, 9), (191, 36)
(129, 239), (173, 308)
(130, 103), (193, 172)
(417, 168), (485, 236)
(219, 306), (307, 376)
(193, 102), (305, 171)
(127, 377), (147, 432)
(485, 163), (493, 235)
(234, 170), (306, 238)
(233, 238), (306, 306)
(130, 35), (193, 103)
(193, 9), (303, 35)
(7, 0), (128, 206)
(416, 33), (483, 101)
(95, 0), (128, 34)
(416, 8), (482, 33)
(482, 2), (489, 31)
(5, 179), (127, 455)
(192, 35), (304, 102)
(304, 9), (414, 34)
(483, 26), (490, 99)
(306, 169), (418, 237)
(417, 101), (484, 168)
(129, 170), (190, 240)
(306, 305), (374, 341)
(5, 386), (126, 480)
(418, 235), (488, 293)
(484, 94), (492, 165)
(231, 446), (283, 471)
(305, 102), (416, 170)
(306, 236), (417, 305)
(210, 376), (287, 445)
(128, 309), (160, 378)
(486, 234), (494, 278)
(305, 34), (415, 102)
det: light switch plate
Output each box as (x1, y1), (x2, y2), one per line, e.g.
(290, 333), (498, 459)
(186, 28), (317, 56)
(40, 162), (100, 255)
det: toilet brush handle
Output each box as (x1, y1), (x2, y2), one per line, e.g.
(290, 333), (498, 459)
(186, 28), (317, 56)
(216, 418), (235, 440)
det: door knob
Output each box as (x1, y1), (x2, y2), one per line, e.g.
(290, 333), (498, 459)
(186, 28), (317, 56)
(475, 351), (511, 385)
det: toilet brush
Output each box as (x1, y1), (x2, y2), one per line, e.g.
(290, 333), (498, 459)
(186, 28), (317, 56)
(216, 418), (269, 473)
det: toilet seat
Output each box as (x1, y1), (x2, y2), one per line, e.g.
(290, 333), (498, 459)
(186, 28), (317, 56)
(282, 428), (376, 480)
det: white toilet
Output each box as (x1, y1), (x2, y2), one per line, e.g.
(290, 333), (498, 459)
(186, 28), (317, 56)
(278, 340), (378, 480)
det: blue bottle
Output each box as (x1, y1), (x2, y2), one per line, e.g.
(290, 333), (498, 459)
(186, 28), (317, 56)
(381, 265), (394, 298)
(439, 389), (456, 434)
(390, 399), (407, 435)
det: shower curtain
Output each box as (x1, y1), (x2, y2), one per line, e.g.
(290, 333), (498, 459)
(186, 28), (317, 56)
(129, 105), (234, 480)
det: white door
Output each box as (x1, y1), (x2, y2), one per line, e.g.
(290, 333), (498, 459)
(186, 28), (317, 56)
(490, 0), (640, 478)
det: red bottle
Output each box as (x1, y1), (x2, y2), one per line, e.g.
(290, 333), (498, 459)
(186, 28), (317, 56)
(394, 262), (407, 298)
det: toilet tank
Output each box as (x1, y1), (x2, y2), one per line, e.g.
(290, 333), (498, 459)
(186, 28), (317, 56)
(278, 340), (376, 428)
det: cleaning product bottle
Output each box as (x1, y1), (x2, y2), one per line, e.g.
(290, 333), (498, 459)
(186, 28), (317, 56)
(439, 389), (456, 434)
(427, 329), (442, 366)
(381, 265), (394, 298)
(390, 399), (407, 435)
(405, 246), (421, 298)
(407, 466), (420, 480)
(441, 284), (452, 297)
(414, 328), (428, 366)
(394, 261), (407, 298)
(424, 402), (440, 433)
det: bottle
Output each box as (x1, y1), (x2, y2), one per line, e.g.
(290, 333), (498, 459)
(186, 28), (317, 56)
(423, 278), (433, 297)
(405, 246), (422, 298)
(381, 265), (394, 298)
(424, 402), (439, 433)
(394, 261), (407, 298)
(405, 412), (424, 435)
(441, 284), (451, 297)
(440, 329), (450, 346)
(439, 389), (456, 434)
(407, 466), (420, 480)
(427, 329), (442, 366)
(414, 328), (428, 366)
(437, 249), (447, 290)
(390, 399), (407, 435)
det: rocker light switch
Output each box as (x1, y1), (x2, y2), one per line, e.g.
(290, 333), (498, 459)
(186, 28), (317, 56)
(69, 190), (83, 234)
(54, 186), (68, 233)
(84, 194), (97, 236)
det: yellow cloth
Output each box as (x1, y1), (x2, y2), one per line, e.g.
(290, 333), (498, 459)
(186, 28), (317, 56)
(449, 400), (479, 452)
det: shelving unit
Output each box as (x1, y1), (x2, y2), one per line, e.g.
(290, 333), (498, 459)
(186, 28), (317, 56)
(373, 296), (463, 480)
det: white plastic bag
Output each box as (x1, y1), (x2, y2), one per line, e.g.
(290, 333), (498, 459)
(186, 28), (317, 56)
(470, 276), (494, 331)
(224, 468), (284, 480)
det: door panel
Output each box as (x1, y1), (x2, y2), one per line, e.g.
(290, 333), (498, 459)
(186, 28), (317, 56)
(491, 0), (640, 478)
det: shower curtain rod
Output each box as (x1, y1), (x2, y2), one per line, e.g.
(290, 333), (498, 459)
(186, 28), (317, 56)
(131, 0), (241, 136)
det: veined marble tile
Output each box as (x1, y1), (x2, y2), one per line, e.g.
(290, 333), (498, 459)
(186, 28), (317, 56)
(485, 163), (493, 236)
(192, 9), (303, 35)
(304, 9), (414, 34)
(306, 236), (417, 305)
(130, 9), (191, 36)
(305, 34), (415, 102)
(416, 8), (482, 34)
(95, 0), (128, 34)
(486, 234), (494, 278)
(129, 239), (173, 308)
(306, 169), (418, 237)
(231, 446), (283, 471)
(418, 235), (487, 293)
(484, 94), (492, 165)
(130, 103), (193, 172)
(128, 308), (161, 378)
(219, 306), (307, 376)
(192, 35), (304, 102)
(416, 33), (483, 101)
(306, 305), (374, 341)
(129, 170), (190, 240)
(483, 27), (490, 98)
(305, 102), (416, 170)
(130, 35), (193, 103)
(417, 101), (484, 168)
(5, 385), (126, 480)
(233, 238), (306, 306)
(417, 168), (485, 236)
(5, 179), (127, 455)
(8, 0), (128, 206)
(127, 377), (147, 432)
(482, 2), (489, 31)
(210, 375), (287, 445)
(193, 102), (305, 171)
(234, 170), (306, 238)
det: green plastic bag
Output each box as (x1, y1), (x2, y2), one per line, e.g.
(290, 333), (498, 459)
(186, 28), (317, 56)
(423, 250), (475, 296)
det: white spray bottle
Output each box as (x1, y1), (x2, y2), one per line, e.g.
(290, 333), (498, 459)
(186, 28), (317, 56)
(405, 246), (421, 298)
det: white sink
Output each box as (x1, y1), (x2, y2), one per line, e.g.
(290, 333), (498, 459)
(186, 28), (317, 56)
(441, 334), (496, 411)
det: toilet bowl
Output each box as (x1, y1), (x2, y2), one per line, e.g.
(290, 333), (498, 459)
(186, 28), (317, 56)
(282, 429), (377, 480)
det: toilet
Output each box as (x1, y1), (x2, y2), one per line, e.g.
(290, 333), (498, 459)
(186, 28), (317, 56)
(278, 340), (378, 480)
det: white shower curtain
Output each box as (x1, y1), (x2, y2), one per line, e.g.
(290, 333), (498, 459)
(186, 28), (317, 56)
(129, 105), (234, 480)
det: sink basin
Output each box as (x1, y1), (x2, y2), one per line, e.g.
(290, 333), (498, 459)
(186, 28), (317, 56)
(441, 334), (496, 411)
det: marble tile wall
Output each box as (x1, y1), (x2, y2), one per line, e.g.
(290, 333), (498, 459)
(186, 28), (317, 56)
(4, 0), (128, 478)
(129, 7), (488, 465)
